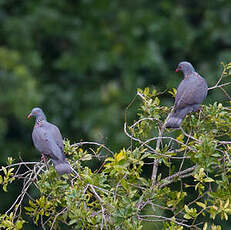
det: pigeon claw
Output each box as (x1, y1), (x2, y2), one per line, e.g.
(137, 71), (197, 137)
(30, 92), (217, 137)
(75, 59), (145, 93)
(41, 154), (47, 163)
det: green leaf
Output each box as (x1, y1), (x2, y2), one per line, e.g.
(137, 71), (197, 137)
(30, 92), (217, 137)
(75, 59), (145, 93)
(2, 166), (7, 175)
(183, 213), (192, 219)
(203, 222), (208, 230)
(81, 154), (92, 161)
(204, 178), (214, 183)
(196, 202), (206, 209)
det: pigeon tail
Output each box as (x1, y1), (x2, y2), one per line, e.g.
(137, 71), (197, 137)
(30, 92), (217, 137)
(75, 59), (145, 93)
(165, 105), (198, 129)
(52, 159), (72, 175)
(165, 116), (183, 129)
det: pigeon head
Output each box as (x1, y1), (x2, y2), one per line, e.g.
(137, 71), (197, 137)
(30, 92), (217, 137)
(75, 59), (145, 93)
(176, 61), (195, 75)
(27, 107), (46, 121)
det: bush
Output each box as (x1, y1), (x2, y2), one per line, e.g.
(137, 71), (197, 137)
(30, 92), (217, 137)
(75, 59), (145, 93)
(0, 63), (231, 230)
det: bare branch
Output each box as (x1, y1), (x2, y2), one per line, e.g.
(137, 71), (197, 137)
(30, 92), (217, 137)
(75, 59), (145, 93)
(49, 208), (67, 230)
(90, 185), (108, 230)
(124, 122), (191, 159)
(208, 82), (231, 90)
(72, 141), (114, 155)
(157, 165), (196, 188)
(137, 215), (196, 228)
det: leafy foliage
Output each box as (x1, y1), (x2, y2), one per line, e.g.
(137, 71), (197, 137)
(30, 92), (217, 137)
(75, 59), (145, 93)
(1, 64), (231, 229)
(0, 0), (231, 160)
(1, 0), (231, 229)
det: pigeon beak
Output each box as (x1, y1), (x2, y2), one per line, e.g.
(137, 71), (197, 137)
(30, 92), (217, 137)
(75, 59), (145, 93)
(27, 113), (32, 119)
(175, 68), (179, 72)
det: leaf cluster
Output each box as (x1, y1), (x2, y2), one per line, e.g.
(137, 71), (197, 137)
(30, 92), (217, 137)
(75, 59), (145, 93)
(1, 64), (231, 229)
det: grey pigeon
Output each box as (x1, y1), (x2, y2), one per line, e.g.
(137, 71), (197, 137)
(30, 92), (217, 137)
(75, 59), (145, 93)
(28, 107), (72, 175)
(165, 61), (208, 128)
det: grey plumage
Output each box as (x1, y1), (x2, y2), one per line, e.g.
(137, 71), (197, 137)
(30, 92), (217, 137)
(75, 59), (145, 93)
(28, 107), (72, 175)
(165, 62), (208, 128)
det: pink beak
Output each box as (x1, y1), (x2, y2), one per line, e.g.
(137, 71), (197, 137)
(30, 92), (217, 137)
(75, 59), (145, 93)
(175, 68), (179, 72)
(27, 113), (32, 119)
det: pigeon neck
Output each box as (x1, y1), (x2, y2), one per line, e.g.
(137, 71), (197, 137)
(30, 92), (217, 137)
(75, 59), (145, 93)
(182, 65), (195, 76)
(35, 114), (46, 123)
(183, 69), (194, 76)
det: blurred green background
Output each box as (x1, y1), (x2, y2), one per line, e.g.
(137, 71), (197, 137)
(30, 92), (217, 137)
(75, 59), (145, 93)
(0, 0), (231, 229)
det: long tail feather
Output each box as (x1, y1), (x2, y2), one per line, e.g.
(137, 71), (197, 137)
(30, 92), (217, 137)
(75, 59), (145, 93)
(165, 106), (194, 129)
(52, 159), (72, 175)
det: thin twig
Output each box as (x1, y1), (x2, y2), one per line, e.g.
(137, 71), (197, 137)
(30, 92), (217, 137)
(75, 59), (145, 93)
(72, 141), (114, 155)
(90, 185), (108, 230)
(50, 208), (67, 230)
(137, 215), (195, 228)
(208, 82), (231, 90)
(158, 165), (196, 188)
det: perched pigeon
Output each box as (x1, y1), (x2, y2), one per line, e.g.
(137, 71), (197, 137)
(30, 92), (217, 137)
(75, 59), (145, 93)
(28, 107), (72, 175)
(165, 61), (208, 128)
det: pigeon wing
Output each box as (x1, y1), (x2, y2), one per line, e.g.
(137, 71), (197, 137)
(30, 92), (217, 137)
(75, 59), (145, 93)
(174, 74), (208, 111)
(46, 122), (64, 152)
(32, 124), (64, 161)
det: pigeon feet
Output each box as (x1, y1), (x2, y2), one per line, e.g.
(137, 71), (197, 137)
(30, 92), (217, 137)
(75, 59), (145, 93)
(41, 154), (47, 163)
(197, 107), (203, 120)
(41, 154), (49, 170)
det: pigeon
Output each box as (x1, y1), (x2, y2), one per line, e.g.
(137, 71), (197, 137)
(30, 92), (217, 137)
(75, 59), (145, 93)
(28, 107), (72, 175)
(165, 61), (208, 128)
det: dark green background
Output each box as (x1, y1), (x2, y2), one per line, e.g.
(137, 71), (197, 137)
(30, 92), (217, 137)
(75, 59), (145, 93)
(0, 0), (231, 228)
